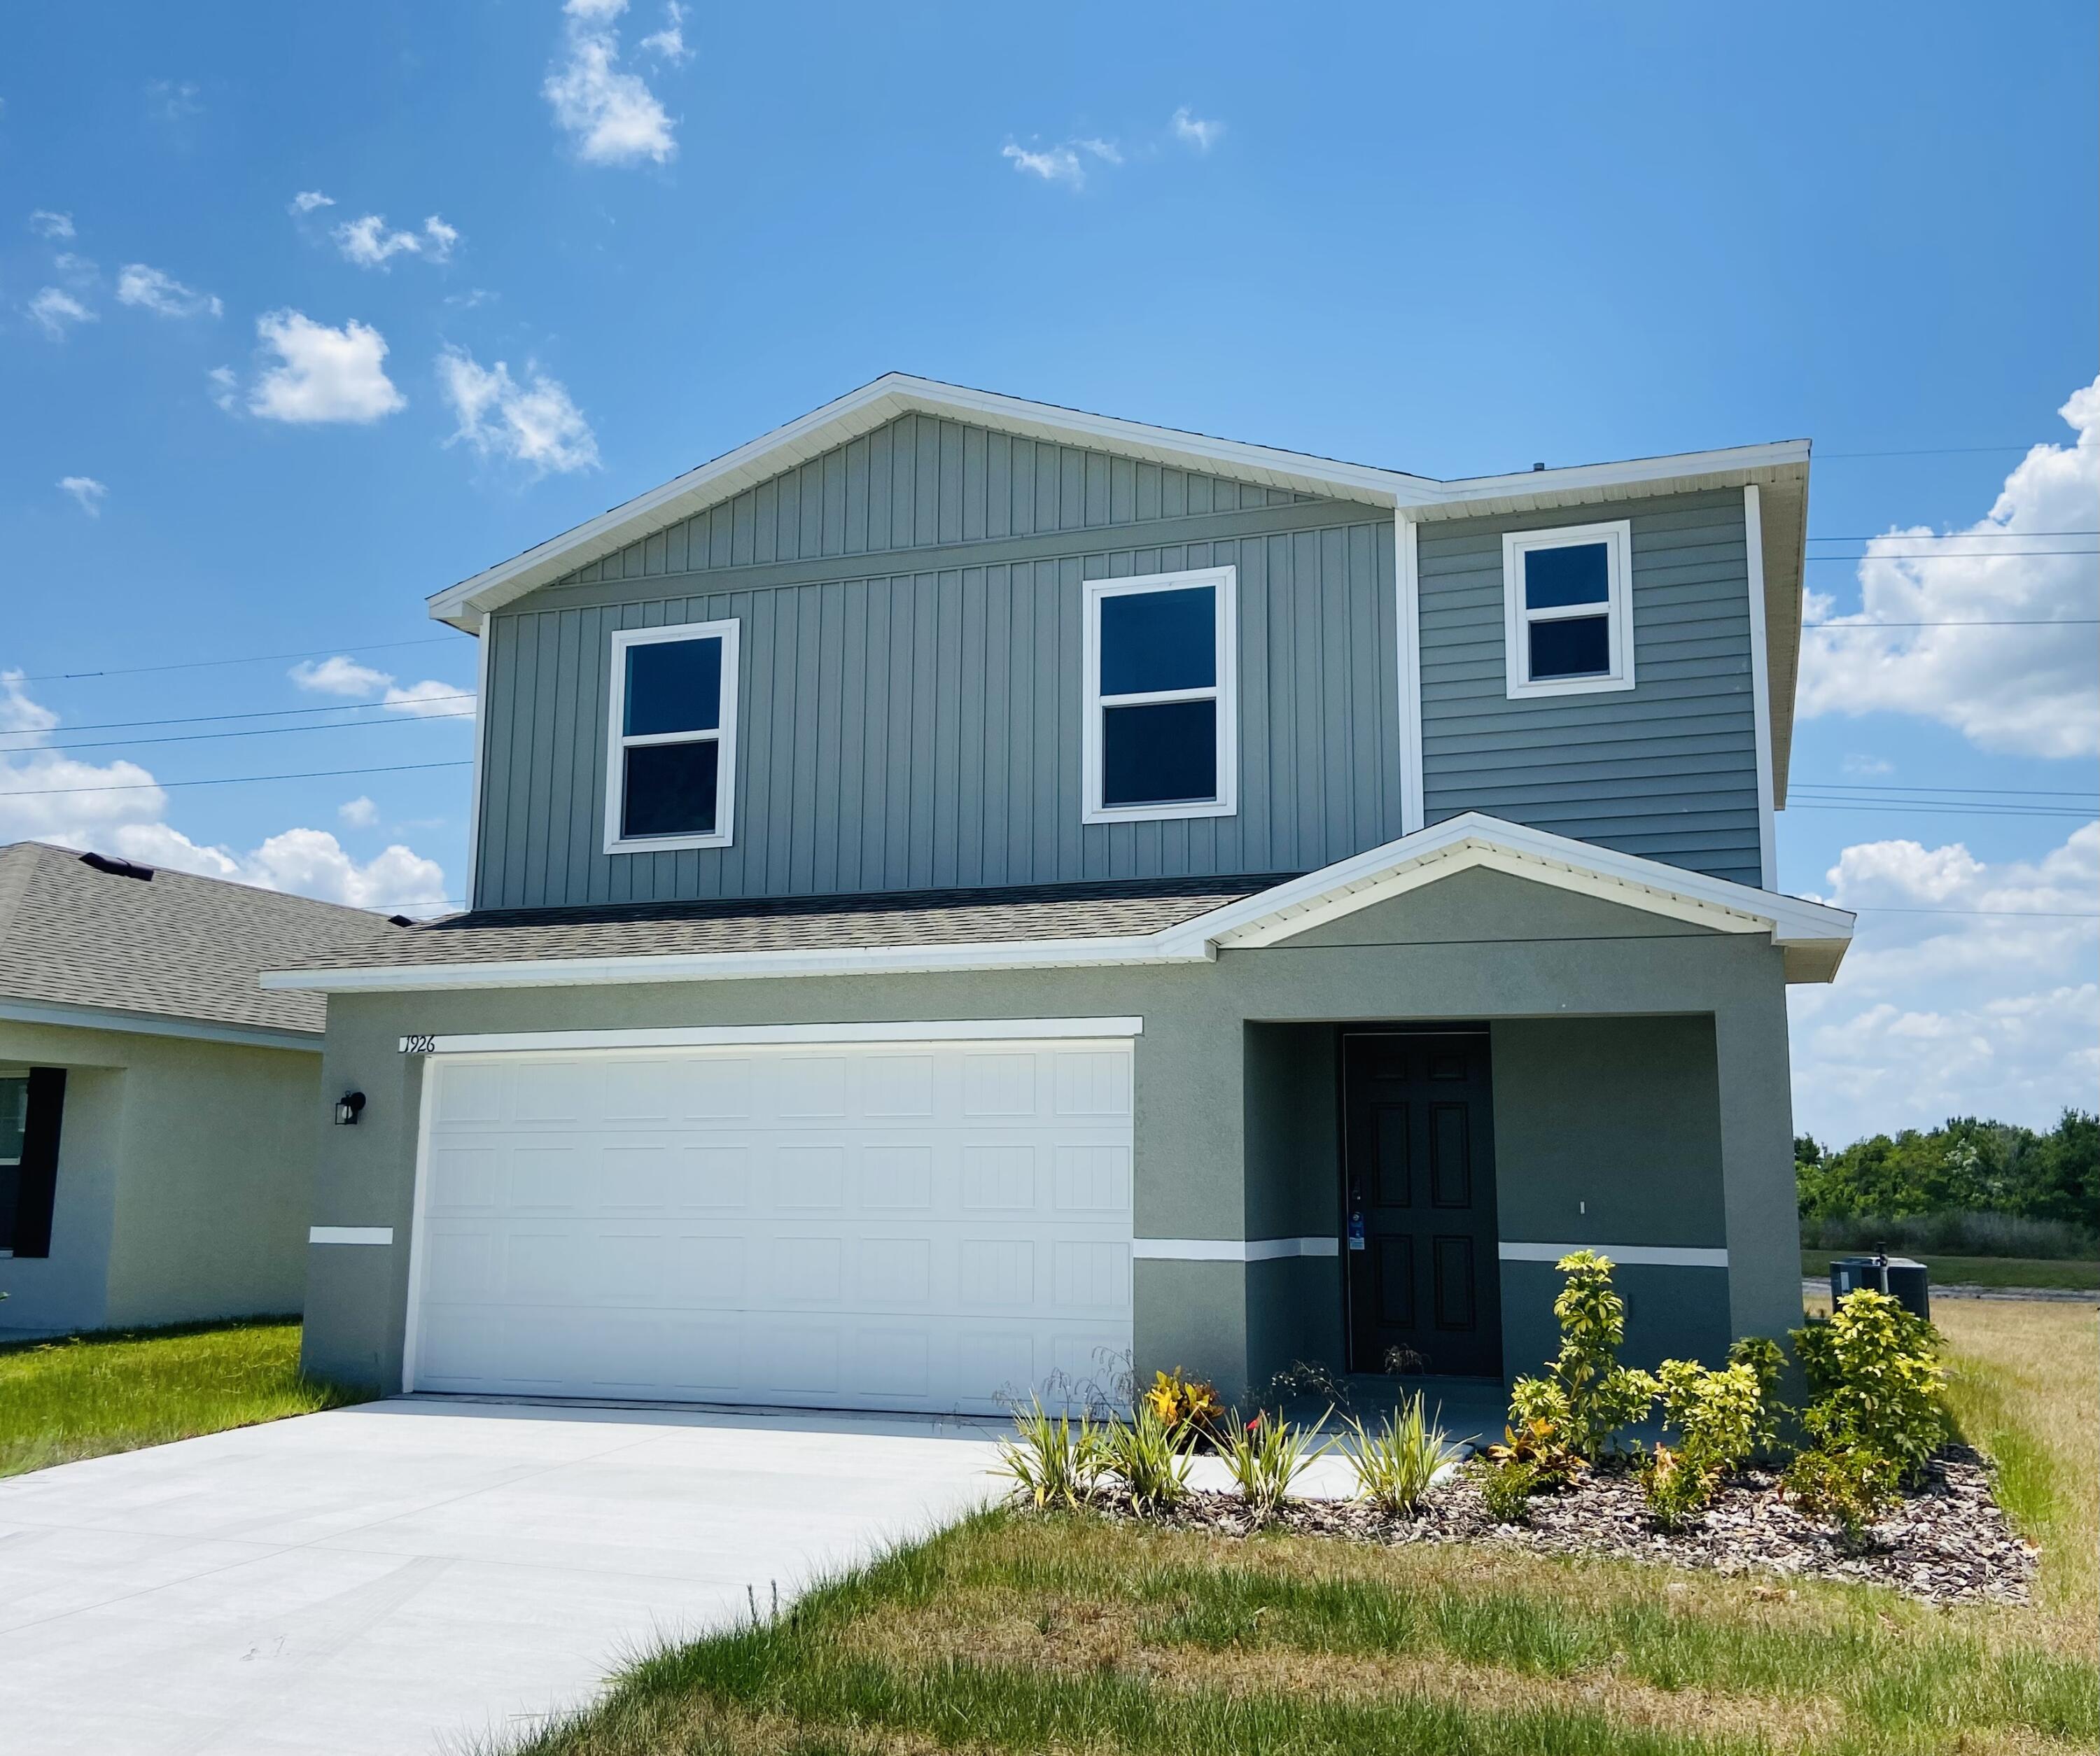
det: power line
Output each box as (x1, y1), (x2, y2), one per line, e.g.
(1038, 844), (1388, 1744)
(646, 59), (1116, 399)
(1851, 906), (2099, 919)
(16, 708), (474, 756)
(1806, 531), (2099, 541)
(1792, 782), (2099, 799)
(1817, 444), (2048, 458)
(15, 635), (463, 684)
(0, 694), (477, 736)
(1802, 552), (2097, 561)
(0, 759), (472, 799)
(1784, 802), (2096, 820)
(1802, 619), (2098, 629)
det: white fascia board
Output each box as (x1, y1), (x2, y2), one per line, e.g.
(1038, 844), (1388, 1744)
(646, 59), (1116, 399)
(261, 932), (1210, 994)
(428, 375), (1812, 631)
(1155, 813), (1854, 957)
(0, 995), (321, 1054)
(415, 1016), (1144, 1053)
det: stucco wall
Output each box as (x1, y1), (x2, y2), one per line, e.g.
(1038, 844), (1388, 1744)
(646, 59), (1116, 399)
(302, 864), (1798, 1403)
(0, 1018), (318, 1336)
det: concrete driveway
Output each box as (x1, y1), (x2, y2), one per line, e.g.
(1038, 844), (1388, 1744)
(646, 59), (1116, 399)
(0, 1397), (1007, 1755)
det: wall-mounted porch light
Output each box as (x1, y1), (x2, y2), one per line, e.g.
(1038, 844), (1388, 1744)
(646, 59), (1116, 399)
(334, 1090), (366, 1126)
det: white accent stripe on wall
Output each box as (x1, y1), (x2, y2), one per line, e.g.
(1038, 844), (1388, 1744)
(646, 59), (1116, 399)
(1498, 1241), (1728, 1269)
(414, 1016), (1145, 1055)
(310, 1226), (393, 1246)
(1134, 1237), (1340, 1263)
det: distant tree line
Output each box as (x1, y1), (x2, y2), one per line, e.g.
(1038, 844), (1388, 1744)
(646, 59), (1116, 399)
(1795, 1110), (2098, 1228)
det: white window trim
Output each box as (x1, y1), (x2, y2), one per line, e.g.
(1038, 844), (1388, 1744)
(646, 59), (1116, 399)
(1501, 520), (1635, 699)
(1081, 566), (1238, 825)
(603, 619), (740, 855)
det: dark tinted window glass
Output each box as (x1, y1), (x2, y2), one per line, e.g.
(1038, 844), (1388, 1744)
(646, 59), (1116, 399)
(1102, 700), (1217, 807)
(622, 739), (720, 838)
(624, 637), (722, 736)
(1099, 586), (1215, 696)
(1523, 542), (1610, 611)
(1529, 614), (1611, 679)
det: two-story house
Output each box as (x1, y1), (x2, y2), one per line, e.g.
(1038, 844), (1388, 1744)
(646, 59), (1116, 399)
(270, 374), (1851, 1413)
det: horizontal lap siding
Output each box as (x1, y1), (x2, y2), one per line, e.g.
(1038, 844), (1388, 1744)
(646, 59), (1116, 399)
(479, 505), (1399, 909)
(1418, 489), (1762, 886)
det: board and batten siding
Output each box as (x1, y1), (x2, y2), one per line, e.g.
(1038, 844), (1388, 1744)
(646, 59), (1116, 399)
(475, 427), (1402, 908)
(1417, 488), (1764, 887)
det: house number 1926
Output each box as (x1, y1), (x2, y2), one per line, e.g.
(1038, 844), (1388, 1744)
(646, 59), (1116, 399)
(399, 1034), (437, 1055)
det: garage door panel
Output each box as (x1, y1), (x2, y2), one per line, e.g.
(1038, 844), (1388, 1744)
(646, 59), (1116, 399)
(413, 1037), (1133, 1413)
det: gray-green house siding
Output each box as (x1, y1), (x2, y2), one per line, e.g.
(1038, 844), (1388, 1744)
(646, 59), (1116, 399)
(471, 419), (1771, 911)
(1418, 488), (1764, 886)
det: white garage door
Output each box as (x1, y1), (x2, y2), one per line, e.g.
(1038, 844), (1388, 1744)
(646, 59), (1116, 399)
(406, 1034), (1134, 1414)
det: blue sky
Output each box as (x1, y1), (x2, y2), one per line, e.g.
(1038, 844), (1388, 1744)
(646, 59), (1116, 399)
(1, 1), (2094, 1144)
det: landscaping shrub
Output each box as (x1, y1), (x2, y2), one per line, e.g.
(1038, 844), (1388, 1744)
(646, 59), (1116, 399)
(1637, 1441), (1718, 1532)
(1483, 1418), (1587, 1491)
(1100, 1402), (1194, 1514)
(1506, 1250), (1656, 1459)
(1655, 1357), (1766, 1475)
(1782, 1440), (1902, 1550)
(1726, 1335), (1786, 1449)
(1340, 1392), (1458, 1517)
(1220, 1410), (1329, 1523)
(1143, 1366), (1224, 1440)
(1473, 1455), (1540, 1524)
(1792, 1289), (1948, 1484)
(994, 1399), (1105, 1511)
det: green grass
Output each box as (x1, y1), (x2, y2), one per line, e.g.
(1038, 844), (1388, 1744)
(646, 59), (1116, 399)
(1798, 1249), (2099, 1291)
(0, 1317), (365, 1478)
(509, 1298), (2100, 1756)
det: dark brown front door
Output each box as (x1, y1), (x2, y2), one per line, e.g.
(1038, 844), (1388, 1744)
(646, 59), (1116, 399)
(1343, 1032), (1502, 1377)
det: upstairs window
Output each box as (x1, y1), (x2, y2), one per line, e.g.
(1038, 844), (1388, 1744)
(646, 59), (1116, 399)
(1501, 521), (1635, 698)
(604, 620), (740, 854)
(1082, 567), (1238, 823)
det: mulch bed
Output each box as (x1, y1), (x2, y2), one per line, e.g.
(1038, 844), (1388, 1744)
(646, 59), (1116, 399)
(1094, 1445), (2036, 1607)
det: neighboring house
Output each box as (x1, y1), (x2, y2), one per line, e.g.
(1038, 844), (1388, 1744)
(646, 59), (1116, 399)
(0, 842), (412, 1337)
(268, 374), (1853, 1412)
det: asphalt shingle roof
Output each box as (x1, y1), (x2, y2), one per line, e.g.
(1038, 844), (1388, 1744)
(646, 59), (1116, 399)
(0, 841), (419, 1036)
(272, 874), (1292, 972)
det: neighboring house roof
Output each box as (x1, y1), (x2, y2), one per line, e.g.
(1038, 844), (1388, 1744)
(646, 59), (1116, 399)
(0, 841), (417, 1046)
(424, 374), (1812, 799)
(262, 813), (1853, 995)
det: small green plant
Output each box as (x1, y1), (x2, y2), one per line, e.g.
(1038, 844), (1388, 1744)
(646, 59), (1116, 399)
(1221, 1409), (1330, 1523)
(1792, 1289), (1947, 1484)
(1100, 1401), (1194, 1515)
(994, 1399), (1105, 1511)
(1340, 1393), (1459, 1517)
(1655, 1357), (1765, 1476)
(1483, 1418), (1587, 1491)
(1507, 1251), (1656, 1459)
(1726, 1335), (1786, 1454)
(1782, 1438), (1901, 1550)
(1143, 1366), (1225, 1440)
(1637, 1440), (1719, 1532)
(1473, 1455), (1541, 1523)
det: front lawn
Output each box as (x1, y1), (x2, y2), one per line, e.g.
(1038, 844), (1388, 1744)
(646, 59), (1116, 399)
(1798, 1249), (2099, 1291)
(516, 1300), (2098, 1756)
(0, 1317), (363, 1478)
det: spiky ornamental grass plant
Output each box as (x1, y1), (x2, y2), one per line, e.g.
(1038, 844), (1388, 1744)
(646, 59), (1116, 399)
(1341, 1393), (1460, 1517)
(1222, 1409), (1331, 1523)
(994, 1398), (1106, 1512)
(1100, 1401), (1195, 1515)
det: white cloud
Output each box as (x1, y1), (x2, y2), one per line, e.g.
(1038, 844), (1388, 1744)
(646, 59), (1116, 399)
(546, 0), (678, 166)
(244, 309), (405, 424)
(26, 286), (94, 337)
(1796, 375), (2100, 758)
(57, 476), (106, 517)
(436, 346), (599, 476)
(288, 190), (335, 214)
(1788, 823), (2100, 1143)
(28, 209), (74, 239)
(290, 655), (476, 720)
(1171, 106), (1224, 151)
(332, 211), (459, 269)
(0, 672), (449, 915)
(146, 79), (202, 122)
(115, 262), (221, 318)
(208, 365), (238, 412)
(638, 1), (692, 60)
(338, 796), (379, 828)
(1840, 752), (1893, 778)
(1002, 135), (1121, 189)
